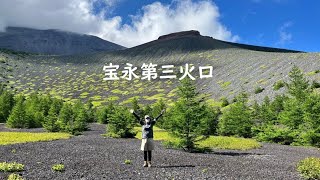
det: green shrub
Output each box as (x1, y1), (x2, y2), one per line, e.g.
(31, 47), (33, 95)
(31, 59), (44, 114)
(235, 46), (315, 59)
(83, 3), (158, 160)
(311, 80), (320, 89)
(162, 140), (183, 149)
(0, 58), (6, 63)
(297, 157), (320, 180)
(52, 164), (65, 172)
(299, 130), (320, 147)
(254, 87), (265, 94)
(273, 80), (285, 90)
(0, 162), (24, 172)
(85, 100), (95, 123)
(220, 97), (229, 107)
(124, 160), (131, 165)
(96, 107), (108, 124)
(8, 173), (24, 180)
(255, 125), (298, 145)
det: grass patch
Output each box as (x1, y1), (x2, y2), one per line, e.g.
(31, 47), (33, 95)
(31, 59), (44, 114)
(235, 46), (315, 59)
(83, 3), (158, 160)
(134, 127), (260, 150)
(52, 164), (65, 172)
(306, 70), (320, 76)
(0, 132), (71, 145)
(218, 81), (231, 89)
(197, 136), (261, 150)
(8, 173), (24, 180)
(0, 162), (24, 172)
(297, 157), (320, 180)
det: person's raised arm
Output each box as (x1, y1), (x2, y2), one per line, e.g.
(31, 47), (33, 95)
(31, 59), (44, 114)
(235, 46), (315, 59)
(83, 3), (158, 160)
(154, 109), (165, 122)
(130, 109), (141, 121)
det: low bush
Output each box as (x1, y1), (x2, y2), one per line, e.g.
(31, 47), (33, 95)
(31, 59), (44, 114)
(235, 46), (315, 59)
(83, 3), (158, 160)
(273, 80), (285, 90)
(297, 157), (320, 180)
(7, 173), (24, 180)
(220, 97), (229, 107)
(255, 125), (299, 145)
(254, 87), (265, 94)
(311, 80), (320, 89)
(298, 130), (320, 147)
(124, 160), (131, 165)
(0, 162), (24, 172)
(52, 164), (65, 172)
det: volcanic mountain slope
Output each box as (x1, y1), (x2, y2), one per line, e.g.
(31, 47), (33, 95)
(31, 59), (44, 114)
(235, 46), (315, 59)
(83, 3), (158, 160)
(0, 27), (125, 55)
(1, 30), (319, 107)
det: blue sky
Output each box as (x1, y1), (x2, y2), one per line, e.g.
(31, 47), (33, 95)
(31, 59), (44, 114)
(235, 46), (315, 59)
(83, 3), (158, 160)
(94, 0), (320, 52)
(1, 0), (319, 51)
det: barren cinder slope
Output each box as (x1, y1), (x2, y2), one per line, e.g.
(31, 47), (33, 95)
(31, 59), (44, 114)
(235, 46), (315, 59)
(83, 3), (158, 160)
(1, 31), (319, 106)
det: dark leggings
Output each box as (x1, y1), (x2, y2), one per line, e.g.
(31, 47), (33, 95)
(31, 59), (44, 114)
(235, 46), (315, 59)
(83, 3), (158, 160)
(144, 151), (152, 161)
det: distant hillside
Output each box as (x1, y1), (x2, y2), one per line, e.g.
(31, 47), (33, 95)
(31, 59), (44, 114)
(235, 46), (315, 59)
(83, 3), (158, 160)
(1, 30), (318, 107)
(0, 27), (125, 55)
(117, 30), (301, 57)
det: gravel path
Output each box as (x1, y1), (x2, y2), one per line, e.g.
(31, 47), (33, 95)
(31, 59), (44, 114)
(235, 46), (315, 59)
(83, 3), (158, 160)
(0, 123), (319, 180)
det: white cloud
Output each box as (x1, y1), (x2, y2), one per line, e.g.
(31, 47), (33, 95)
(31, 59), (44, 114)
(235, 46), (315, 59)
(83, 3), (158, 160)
(0, 0), (239, 47)
(277, 21), (293, 46)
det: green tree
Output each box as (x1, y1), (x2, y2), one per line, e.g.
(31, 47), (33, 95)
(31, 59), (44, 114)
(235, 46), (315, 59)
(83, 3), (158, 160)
(0, 90), (14, 122)
(303, 94), (320, 130)
(57, 102), (74, 133)
(279, 98), (304, 129)
(7, 95), (28, 128)
(38, 94), (52, 117)
(43, 98), (63, 132)
(73, 100), (88, 132)
(131, 97), (141, 113)
(96, 102), (115, 124)
(166, 79), (216, 151)
(85, 100), (95, 123)
(220, 97), (229, 107)
(218, 93), (253, 138)
(259, 96), (277, 124)
(287, 65), (310, 100)
(151, 99), (167, 128)
(24, 93), (44, 128)
(106, 106), (136, 138)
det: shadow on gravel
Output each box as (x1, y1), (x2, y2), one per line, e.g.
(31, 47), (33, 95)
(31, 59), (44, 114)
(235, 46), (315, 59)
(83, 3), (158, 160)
(210, 152), (264, 156)
(154, 165), (196, 168)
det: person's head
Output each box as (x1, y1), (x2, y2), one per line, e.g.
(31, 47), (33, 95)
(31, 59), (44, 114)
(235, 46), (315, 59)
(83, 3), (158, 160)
(145, 115), (151, 124)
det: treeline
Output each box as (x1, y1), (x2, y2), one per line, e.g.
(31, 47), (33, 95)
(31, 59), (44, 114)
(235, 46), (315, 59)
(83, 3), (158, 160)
(1, 65), (319, 149)
(0, 86), (93, 134)
(219, 66), (320, 147)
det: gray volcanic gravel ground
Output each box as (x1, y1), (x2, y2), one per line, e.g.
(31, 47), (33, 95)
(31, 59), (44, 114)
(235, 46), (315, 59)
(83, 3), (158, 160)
(0, 123), (319, 180)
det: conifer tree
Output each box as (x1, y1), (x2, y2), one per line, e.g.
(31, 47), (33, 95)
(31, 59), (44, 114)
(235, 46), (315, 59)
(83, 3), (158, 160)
(7, 95), (28, 128)
(0, 90), (14, 123)
(166, 78), (216, 151)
